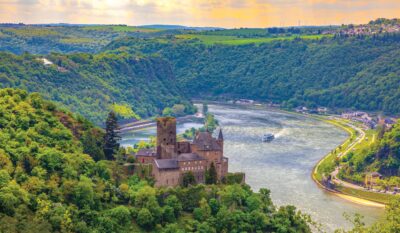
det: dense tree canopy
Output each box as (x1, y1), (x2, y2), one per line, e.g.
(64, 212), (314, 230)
(106, 34), (400, 115)
(0, 52), (195, 124)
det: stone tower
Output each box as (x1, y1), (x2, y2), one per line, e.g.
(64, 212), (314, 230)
(156, 117), (177, 159)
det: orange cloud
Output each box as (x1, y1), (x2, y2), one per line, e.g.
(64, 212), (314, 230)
(0, 0), (399, 27)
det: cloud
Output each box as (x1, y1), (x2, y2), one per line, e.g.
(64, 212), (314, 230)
(0, 0), (399, 27)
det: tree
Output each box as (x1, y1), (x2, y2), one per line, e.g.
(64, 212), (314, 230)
(204, 114), (218, 133)
(193, 198), (211, 221)
(162, 107), (173, 117)
(103, 111), (121, 160)
(72, 176), (95, 208)
(182, 172), (196, 187)
(172, 104), (185, 116)
(0, 170), (11, 188)
(206, 162), (217, 184)
(82, 128), (105, 161)
(105, 206), (131, 225)
(165, 195), (182, 217)
(163, 206), (176, 223)
(136, 208), (154, 229)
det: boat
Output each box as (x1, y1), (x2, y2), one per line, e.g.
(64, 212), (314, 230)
(262, 133), (275, 142)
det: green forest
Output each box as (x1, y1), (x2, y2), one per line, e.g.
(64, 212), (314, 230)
(0, 52), (195, 124)
(105, 34), (400, 115)
(1, 24), (400, 124)
(0, 88), (313, 232)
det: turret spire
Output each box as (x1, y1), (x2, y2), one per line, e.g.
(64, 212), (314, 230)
(218, 128), (223, 141)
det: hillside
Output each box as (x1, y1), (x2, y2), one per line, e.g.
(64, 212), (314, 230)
(105, 34), (400, 114)
(2, 23), (400, 116)
(0, 52), (195, 124)
(339, 122), (400, 185)
(0, 24), (165, 54)
(0, 88), (312, 233)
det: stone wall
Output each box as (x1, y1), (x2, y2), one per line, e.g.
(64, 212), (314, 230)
(153, 167), (180, 187)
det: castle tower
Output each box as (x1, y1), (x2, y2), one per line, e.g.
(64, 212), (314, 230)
(156, 117), (177, 159)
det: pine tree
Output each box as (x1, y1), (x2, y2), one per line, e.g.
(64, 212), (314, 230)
(104, 111), (121, 160)
(206, 162), (218, 184)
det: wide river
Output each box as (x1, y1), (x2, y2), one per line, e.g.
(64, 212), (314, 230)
(120, 104), (384, 232)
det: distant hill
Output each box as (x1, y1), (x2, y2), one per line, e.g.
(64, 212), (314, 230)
(138, 24), (224, 31)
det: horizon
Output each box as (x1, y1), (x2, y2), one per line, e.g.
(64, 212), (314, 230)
(1, 1), (400, 28)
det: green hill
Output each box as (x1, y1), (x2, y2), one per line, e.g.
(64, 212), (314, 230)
(106, 34), (400, 114)
(0, 25), (163, 54)
(0, 52), (194, 124)
(0, 88), (312, 233)
(339, 122), (400, 186)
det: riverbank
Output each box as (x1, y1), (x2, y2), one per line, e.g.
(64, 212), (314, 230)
(310, 116), (390, 207)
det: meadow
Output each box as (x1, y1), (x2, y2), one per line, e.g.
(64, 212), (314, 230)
(176, 34), (332, 45)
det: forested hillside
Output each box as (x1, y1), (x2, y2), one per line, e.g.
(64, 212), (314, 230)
(0, 52), (194, 124)
(339, 122), (400, 185)
(106, 34), (400, 114)
(0, 89), (312, 232)
(2, 24), (400, 118)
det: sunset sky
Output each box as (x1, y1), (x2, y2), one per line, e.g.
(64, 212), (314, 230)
(1, 0), (399, 28)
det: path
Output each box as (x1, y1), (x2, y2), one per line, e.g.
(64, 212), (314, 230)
(330, 121), (366, 190)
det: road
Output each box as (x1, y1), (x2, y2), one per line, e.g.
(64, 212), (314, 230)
(330, 121), (366, 189)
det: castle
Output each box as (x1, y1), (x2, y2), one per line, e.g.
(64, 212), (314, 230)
(135, 117), (228, 187)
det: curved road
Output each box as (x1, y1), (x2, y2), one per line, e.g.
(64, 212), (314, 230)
(331, 121), (366, 190)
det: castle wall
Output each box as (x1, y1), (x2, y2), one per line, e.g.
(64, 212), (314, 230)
(153, 167), (180, 187)
(178, 160), (206, 184)
(137, 155), (156, 164)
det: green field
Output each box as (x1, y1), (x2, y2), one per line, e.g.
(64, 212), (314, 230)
(60, 37), (94, 44)
(82, 25), (160, 33)
(2, 27), (60, 37)
(176, 34), (331, 45)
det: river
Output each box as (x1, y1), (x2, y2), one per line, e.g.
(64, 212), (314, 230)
(120, 104), (384, 232)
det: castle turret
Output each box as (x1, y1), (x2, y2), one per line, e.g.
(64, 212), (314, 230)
(218, 128), (224, 141)
(217, 128), (224, 152)
(156, 117), (177, 159)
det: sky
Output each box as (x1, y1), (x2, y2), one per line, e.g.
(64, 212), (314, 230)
(0, 0), (399, 28)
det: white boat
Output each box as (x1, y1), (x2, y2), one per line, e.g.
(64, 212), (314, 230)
(262, 133), (275, 142)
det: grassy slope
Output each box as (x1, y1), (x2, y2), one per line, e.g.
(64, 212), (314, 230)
(312, 117), (396, 205)
(176, 34), (332, 45)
